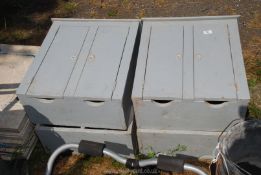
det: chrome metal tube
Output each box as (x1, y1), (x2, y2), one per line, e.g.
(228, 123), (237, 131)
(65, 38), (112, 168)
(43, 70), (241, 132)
(103, 148), (127, 164)
(184, 163), (208, 175)
(139, 158), (157, 167)
(46, 144), (207, 175)
(45, 144), (79, 175)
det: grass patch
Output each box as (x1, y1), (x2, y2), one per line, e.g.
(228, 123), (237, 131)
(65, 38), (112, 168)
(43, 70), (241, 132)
(12, 30), (31, 41)
(82, 156), (103, 169)
(248, 79), (257, 88)
(167, 144), (187, 156)
(54, 0), (79, 17)
(107, 9), (118, 17)
(145, 146), (157, 158)
(111, 159), (126, 169)
(249, 103), (261, 119)
(63, 1), (78, 13)
(136, 9), (145, 18)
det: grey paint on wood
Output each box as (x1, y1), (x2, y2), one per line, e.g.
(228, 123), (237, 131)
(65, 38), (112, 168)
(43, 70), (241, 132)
(183, 24), (194, 99)
(19, 95), (134, 129)
(228, 21), (250, 100)
(143, 24), (183, 100)
(132, 16), (249, 131)
(132, 23), (151, 99)
(28, 26), (89, 97)
(36, 121), (137, 157)
(134, 100), (247, 131)
(17, 19), (139, 129)
(194, 23), (236, 100)
(74, 26), (129, 99)
(64, 26), (99, 97)
(16, 23), (60, 95)
(132, 16), (250, 101)
(138, 128), (220, 158)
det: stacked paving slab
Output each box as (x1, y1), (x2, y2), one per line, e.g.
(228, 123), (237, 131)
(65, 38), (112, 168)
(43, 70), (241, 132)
(132, 16), (250, 158)
(17, 19), (140, 157)
(0, 44), (39, 160)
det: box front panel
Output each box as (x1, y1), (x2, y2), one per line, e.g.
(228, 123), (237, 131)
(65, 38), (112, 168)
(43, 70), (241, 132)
(134, 99), (248, 131)
(138, 129), (220, 158)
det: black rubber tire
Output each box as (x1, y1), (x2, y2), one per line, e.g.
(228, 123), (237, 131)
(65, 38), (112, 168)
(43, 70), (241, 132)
(218, 119), (261, 175)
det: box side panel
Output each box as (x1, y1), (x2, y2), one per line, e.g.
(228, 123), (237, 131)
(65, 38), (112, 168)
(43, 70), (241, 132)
(228, 20), (250, 100)
(27, 26), (89, 97)
(194, 23), (237, 100)
(74, 26), (129, 100)
(131, 23), (151, 99)
(138, 129), (220, 158)
(143, 24), (183, 100)
(36, 125), (135, 157)
(113, 23), (140, 127)
(135, 100), (248, 131)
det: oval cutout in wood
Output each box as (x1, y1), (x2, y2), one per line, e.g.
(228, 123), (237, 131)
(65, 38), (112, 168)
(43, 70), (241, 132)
(36, 98), (55, 104)
(152, 100), (173, 107)
(205, 101), (228, 109)
(84, 100), (105, 107)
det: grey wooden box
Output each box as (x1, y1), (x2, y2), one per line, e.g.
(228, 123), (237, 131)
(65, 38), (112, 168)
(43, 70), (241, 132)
(138, 128), (220, 158)
(36, 120), (137, 157)
(17, 19), (140, 130)
(132, 16), (250, 131)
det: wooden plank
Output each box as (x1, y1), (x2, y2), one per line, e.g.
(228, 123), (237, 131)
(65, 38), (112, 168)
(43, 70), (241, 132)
(194, 23), (237, 100)
(27, 26), (89, 97)
(183, 24), (194, 99)
(132, 23), (151, 99)
(112, 23), (139, 99)
(74, 26), (129, 99)
(228, 21), (250, 100)
(16, 23), (60, 95)
(143, 24), (183, 100)
(64, 26), (98, 97)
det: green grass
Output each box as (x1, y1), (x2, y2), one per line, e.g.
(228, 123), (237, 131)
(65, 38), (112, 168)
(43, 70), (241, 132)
(248, 79), (257, 88)
(143, 144), (187, 158)
(167, 144), (187, 156)
(63, 1), (78, 13)
(249, 103), (261, 119)
(107, 9), (118, 17)
(111, 159), (126, 169)
(144, 146), (156, 158)
(82, 156), (103, 168)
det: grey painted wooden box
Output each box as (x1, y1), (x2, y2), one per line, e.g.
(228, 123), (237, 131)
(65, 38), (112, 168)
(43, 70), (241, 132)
(132, 16), (250, 131)
(17, 19), (140, 130)
(36, 120), (137, 157)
